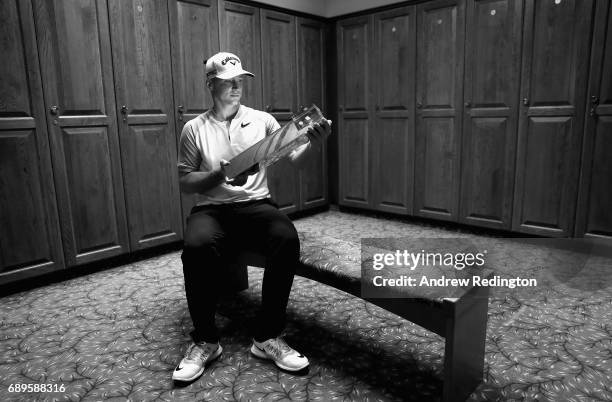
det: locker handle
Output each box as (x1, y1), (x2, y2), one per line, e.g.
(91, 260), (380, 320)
(49, 105), (59, 115)
(590, 96), (600, 117)
(464, 101), (471, 108)
(120, 105), (128, 114)
(522, 97), (529, 106)
(416, 102), (423, 109)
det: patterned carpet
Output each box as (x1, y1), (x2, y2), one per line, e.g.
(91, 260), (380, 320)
(1, 210), (611, 401)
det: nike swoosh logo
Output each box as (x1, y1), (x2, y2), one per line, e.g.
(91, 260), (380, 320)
(298, 354), (304, 358)
(241, 122), (251, 128)
(174, 366), (183, 371)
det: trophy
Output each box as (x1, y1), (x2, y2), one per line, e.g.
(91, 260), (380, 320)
(223, 104), (328, 179)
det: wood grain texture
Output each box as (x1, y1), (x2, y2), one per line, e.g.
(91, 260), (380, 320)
(513, 0), (593, 236)
(414, 0), (465, 221)
(219, 1), (262, 109)
(340, 117), (370, 205)
(372, 6), (415, 215)
(33, 0), (129, 265)
(297, 17), (328, 210)
(0, 0), (64, 283)
(261, 10), (297, 116)
(459, 0), (522, 229)
(261, 10), (299, 214)
(575, 0), (612, 240)
(169, 0), (219, 225)
(109, 0), (182, 250)
(337, 15), (373, 209)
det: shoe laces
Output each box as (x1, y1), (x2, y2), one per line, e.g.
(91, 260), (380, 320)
(185, 342), (216, 363)
(265, 338), (292, 358)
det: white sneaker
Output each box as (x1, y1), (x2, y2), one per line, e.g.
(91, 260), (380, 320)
(172, 342), (222, 382)
(250, 337), (309, 371)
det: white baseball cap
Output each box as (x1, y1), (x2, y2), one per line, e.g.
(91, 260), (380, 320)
(205, 52), (254, 80)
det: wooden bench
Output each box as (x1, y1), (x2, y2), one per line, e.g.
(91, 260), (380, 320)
(225, 232), (490, 402)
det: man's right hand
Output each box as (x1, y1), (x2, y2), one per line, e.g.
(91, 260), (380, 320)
(220, 160), (259, 187)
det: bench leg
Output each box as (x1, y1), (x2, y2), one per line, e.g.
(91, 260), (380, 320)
(442, 286), (489, 402)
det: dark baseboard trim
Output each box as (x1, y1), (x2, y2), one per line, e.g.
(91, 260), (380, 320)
(0, 241), (183, 298)
(333, 204), (544, 239)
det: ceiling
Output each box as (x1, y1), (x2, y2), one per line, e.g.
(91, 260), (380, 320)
(254, 0), (406, 18)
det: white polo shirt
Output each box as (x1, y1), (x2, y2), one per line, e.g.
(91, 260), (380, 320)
(178, 105), (280, 205)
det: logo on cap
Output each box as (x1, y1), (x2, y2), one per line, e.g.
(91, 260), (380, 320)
(221, 56), (240, 66)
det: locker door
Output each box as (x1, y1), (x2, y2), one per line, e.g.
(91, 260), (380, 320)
(297, 17), (328, 211)
(576, 0), (612, 240)
(372, 6), (416, 215)
(169, 0), (219, 223)
(33, 0), (129, 265)
(219, 1), (262, 110)
(513, 0), (594, 236)
(460, 0), (522, 229)
(337, 16), (373, 209)
(261, 10), (299, 214)
(0, 0), (64, 284)
(109, 0), (183, 250)
(414, 0), (465, 221)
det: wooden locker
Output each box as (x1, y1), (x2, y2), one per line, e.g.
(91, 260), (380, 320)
(414, 0), (466, 221)
(297, 17), (328, 211)
(575, 0), (612, 240)
(372, 5), (416, 215)
(33, 0), (130, 265)
(261, 9), (300, 214)
(513, 0), (594, 236)
(108, 0), (183, 250)
(169, 0), (220, 223)
(337, 15), (373, 209)
(460, 0), (522, 229)
(219, 1), (262, 110)
(0, 0), (64, 284)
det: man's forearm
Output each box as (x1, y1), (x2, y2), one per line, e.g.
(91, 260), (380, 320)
(179, 170), (225, 194)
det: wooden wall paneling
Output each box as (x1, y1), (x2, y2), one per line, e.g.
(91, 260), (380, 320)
(261, 9), (300, 214)
(459, 0), (522, 230)
(326, 25), (339, 205)
(108, 0), (183, 250)
(337, 16), (373, 209)
(297, 17), (328, 210)
(414, 0), (465, 221)
(261, 10), (297, 118)
(575, 0), (612, 240)
(0, 0), (65, 284)
(219, 1), (262, 110)
(372, 5), (416, 215)
(169, 0), (219, 224)
(513, 0), (594, 236)
(32, 0), (129, 266)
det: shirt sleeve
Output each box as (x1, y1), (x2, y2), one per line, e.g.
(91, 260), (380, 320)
(177, 122), (202, 175)
(265, 113), (281, 137)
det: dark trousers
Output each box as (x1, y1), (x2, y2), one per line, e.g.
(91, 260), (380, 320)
(181, 198), (299, 343)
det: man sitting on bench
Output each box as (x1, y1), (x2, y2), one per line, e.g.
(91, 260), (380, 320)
(173, 52), (331, 382)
